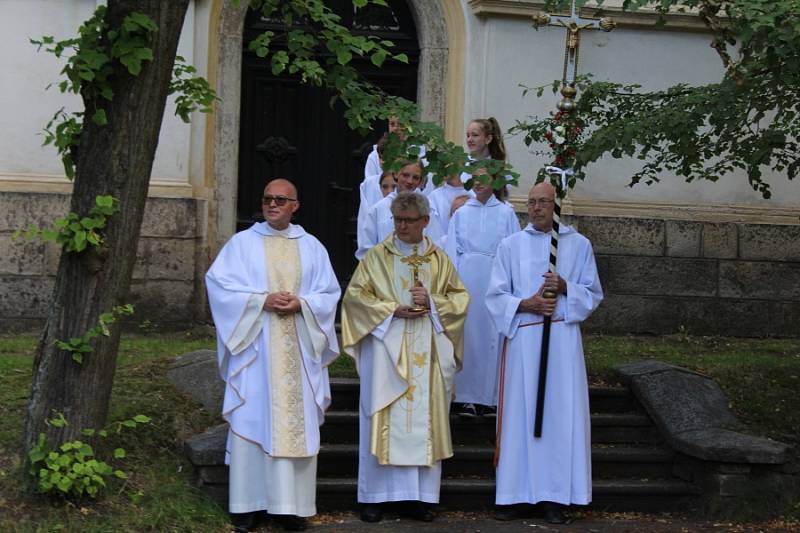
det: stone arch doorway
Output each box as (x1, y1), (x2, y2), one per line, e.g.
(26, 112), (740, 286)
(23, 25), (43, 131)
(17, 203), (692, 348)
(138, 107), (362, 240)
(210, 0), (451, 281)
(237, 0), (419, 280)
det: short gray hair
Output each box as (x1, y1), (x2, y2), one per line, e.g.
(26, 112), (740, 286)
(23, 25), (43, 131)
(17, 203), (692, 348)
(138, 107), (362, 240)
(390, 191), (430, 217)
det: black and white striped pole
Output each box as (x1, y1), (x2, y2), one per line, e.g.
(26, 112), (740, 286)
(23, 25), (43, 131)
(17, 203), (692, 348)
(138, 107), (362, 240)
(533, 166), (572, 438)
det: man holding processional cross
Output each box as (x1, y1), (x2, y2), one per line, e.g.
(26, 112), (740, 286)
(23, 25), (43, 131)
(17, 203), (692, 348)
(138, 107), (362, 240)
(341, 191), (469, 524)
(486, 0), (612, 524)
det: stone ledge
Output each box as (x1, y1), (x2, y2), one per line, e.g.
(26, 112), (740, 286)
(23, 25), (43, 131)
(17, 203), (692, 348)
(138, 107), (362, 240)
(616, 360), (792, 466)
(167, 349), (223, 413)
(185, 423), (227, 466)
(673, 428), (789, 465)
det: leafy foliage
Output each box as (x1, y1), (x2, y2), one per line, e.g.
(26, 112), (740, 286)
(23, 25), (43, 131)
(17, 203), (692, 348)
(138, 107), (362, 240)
(515, 0), (800, 198)
(169, 55), (217, 123)
(14, 195), (119, 253)
(31, 6), (160, 179)
(55, 304), (135, 364)
(27, 413), (151, 500)
(245, 0), (517, 189)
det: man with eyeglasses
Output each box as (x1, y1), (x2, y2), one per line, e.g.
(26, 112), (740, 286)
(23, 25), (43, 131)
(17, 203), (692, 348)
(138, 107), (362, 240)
(342, 191), (469, 524)
(486, 181), (603, 524)
(355, 159), (443, 260)
(206, 179), (341, 532)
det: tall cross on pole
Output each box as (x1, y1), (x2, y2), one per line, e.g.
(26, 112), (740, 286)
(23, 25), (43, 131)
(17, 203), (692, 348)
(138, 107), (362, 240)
(534, 3), (616, 111)
(531, 2), (615, 439)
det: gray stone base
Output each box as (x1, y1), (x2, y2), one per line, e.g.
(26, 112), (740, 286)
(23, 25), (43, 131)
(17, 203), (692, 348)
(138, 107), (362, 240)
(0, 191), (206, 332)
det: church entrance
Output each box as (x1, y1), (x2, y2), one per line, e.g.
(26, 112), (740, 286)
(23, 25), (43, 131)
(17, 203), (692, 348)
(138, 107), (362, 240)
(238, 1), (420, 281)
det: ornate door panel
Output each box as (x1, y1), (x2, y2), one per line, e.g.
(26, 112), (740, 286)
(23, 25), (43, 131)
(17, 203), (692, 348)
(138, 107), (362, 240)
(238, 1), (419, 282)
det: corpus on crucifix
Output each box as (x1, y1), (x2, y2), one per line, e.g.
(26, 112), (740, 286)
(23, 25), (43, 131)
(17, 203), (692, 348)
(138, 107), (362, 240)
(533, 1), (616, 111)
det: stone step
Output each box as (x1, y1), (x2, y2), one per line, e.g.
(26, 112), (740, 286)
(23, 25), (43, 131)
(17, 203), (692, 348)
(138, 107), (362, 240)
(312, 477), (700, 513)
(320, 411), (658, 445)
(328, 378), (640, 414)
(316, 443), (676, 479)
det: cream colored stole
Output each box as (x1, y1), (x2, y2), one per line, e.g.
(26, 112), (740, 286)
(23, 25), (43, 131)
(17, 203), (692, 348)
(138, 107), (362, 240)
(384, 251), (434, 466)
(265, 235), (307, 457)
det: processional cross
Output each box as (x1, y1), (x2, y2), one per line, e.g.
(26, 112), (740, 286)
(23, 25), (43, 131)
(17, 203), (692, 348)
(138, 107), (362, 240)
(532, 1), (615, 438)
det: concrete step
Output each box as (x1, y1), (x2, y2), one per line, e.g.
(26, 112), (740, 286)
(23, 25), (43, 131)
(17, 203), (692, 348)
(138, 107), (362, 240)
(320, 411), (659, 445)
(313, 477), (700, 513)
(329, 379), (640, 414)
(316, 443), (676, 479)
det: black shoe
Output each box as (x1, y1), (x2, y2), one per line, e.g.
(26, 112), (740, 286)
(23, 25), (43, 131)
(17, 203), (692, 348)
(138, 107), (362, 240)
(230, 512), (256, 533)
(406, 501), (435, 522)
(494, 503), (531, 521)
(540, 502), (568, 524)
(360, 504), (383, 523)
(478, 405), (497, 418)
(454, 402), (478, 417)
(272, 514), (307, 531)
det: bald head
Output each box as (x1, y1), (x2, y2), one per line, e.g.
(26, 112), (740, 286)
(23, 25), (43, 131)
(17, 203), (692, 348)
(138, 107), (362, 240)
(527, 181), (556, 232)
(265, 178), (298, 199)
(262, 178), (299, 230)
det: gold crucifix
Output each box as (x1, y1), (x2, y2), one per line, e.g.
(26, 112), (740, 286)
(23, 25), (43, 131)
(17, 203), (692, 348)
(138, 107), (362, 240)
(401, 244), (430, 312)
(533, 1), (616, 111)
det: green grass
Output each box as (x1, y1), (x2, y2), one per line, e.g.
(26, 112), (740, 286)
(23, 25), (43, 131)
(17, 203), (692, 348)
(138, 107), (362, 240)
(0, 332), (798, 530)
(584, 334), (800, 446)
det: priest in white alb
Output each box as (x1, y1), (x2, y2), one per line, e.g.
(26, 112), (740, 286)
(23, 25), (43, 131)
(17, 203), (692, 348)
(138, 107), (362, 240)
(342, 192), (469, 524)
(206, 179), (341, 532)
(486, 181), (603, 524)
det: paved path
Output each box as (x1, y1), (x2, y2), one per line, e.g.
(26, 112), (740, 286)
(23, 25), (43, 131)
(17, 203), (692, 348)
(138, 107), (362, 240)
(246, 510), (798, 532)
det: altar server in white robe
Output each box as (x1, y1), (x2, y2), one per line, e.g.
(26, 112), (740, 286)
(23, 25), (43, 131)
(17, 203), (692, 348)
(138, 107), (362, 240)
(206, 179), (341, 532)
(356, 159), (443, 260)
(486, 181), (603, 524)
(364, 117), (433, 195)
(445, 174), (520, 416)
(342, 192), (469, 524)
(427, 174), (472, 236)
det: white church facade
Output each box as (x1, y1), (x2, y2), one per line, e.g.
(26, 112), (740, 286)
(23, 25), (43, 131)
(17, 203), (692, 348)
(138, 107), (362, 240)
(1, 0), (798, 335)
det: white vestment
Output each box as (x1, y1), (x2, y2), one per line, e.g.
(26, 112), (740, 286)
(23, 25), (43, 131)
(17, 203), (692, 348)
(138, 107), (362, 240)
(445, 197), (520, 405)
(486, 224), (603, 506)
(355, 191), (444, 260)
(206, 222), (341, 515)
(364, 145), (381, 179)
(356, 172), (385, 251)
(427, 181), (474, 236)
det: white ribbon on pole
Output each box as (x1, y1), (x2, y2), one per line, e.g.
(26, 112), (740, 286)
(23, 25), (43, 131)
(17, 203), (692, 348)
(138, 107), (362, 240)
(545, 165), (574, 191)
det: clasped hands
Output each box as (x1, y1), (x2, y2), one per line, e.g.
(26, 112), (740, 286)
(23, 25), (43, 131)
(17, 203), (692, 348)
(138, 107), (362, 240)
(517, 272), (566, 317)
(264, 291), (301, 316)
(394, 281), (430, 319)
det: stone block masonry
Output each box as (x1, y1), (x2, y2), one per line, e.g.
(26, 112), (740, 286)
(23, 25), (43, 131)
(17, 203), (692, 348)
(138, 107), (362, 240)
(1, 192), (799, 336)
(562, 214), (800, 336)
(0, 191), (205, 332)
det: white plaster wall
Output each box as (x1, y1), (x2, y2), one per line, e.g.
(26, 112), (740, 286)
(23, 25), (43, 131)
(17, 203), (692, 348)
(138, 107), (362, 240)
(0, 0), (201, 185)
(462, 7), (798, 208)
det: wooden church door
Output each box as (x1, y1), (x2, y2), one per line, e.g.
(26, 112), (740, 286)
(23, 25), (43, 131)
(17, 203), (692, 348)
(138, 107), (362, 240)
(238, 0), (420, 282)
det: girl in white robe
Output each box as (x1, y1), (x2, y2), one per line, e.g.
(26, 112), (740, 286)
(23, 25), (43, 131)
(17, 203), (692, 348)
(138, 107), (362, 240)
(445, 176), (520, 413)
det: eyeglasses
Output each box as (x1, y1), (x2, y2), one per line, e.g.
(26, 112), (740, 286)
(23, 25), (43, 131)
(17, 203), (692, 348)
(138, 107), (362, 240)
(262, 195), (297, 206)
(393, 215), (425, 225)
(527, 198), (555, 207)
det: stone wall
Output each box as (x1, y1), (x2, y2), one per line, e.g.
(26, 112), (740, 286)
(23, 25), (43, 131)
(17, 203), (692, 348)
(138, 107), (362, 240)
(2, 191), (799, 337)
(568, 215), (800, 336)
(0, 191), (204, 332)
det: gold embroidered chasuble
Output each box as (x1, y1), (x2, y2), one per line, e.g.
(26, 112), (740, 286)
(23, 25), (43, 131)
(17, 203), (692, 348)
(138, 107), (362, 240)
(341, 236), (469, 466)
(265, 234), (307, 457)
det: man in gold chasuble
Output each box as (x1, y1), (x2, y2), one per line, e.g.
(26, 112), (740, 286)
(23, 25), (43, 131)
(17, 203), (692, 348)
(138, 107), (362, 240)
(341, 192), (469, 523)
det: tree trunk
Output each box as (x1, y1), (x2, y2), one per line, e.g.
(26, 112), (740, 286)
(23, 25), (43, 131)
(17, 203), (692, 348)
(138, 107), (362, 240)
(22, 0), (191, 455)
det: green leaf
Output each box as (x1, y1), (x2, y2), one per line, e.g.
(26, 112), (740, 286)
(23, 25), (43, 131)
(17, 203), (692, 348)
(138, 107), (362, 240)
(91, 109), (107, 126)
(132, 414), (151, 423)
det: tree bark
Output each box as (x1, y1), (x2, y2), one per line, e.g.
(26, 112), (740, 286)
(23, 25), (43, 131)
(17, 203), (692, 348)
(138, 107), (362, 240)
(22, 0), (191, 455)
